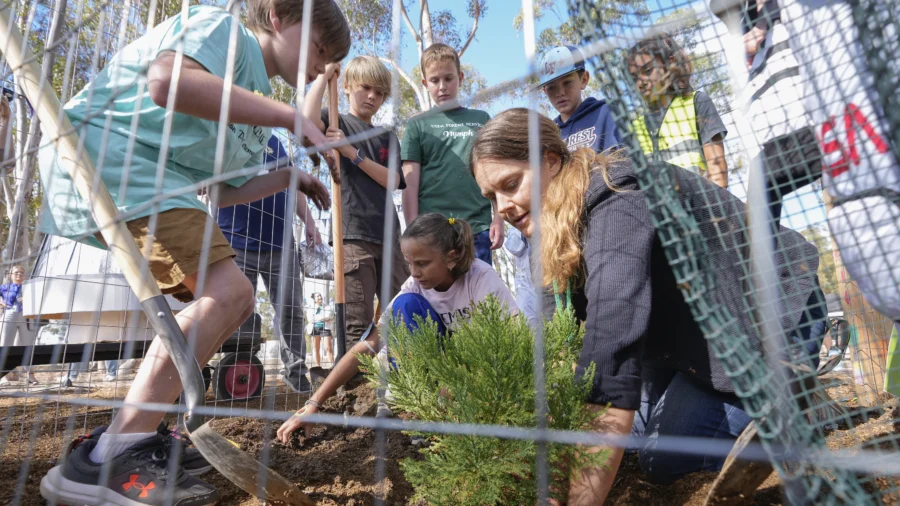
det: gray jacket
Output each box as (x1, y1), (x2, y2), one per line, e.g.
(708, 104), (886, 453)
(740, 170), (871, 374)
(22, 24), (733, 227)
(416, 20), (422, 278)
(544, 160), (819, 410)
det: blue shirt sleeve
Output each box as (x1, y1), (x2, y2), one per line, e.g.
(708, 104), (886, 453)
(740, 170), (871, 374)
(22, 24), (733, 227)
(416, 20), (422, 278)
(600, 105), (621, 151)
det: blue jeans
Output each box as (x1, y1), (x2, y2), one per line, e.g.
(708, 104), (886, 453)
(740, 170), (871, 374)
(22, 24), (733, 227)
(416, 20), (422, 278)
(379, 293), (447, 370)
(631, 367), (752, 484)
(473, 230), (493, 267)
(235, 246), (307, 391)
(105, 360), (121, 376)
(391, 293), (447, 336)
(789, 282), (828, 369)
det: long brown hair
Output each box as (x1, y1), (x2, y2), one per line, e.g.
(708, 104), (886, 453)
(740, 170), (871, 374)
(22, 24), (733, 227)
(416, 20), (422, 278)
(627, 33), (694, 98)
(402, 213), (475, 279)
(471, 108), (621, 293)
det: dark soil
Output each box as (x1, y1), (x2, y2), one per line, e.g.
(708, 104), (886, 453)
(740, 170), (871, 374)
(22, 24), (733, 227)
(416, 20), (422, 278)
(1, 370), (898, 505)
(206, 378), (421, 505)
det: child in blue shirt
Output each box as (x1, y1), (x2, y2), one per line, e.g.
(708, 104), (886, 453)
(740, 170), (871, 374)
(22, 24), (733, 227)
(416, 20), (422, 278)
(0, 265), (38, 385)
(217, 136), (320, 393)
(537, 45), (620, 153)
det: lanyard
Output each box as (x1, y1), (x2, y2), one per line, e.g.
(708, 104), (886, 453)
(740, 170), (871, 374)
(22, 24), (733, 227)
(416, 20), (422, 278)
(552, 280), (572, 311)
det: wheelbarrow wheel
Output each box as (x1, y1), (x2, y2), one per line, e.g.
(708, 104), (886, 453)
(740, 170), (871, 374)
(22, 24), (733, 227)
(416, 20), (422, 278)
(212, 352), (265, 400)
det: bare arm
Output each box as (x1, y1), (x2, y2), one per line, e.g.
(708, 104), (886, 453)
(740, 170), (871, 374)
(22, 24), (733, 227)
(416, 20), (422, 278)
(327, 128), (400, 191)
(567, 406), (635, 505)
(489, 203), (506, 250)
(703, 136), (728, 189)
(276, 332), (381, 442)
(302, 63), (340, 133)
(147, 52), (326, 146)
(295, 193), (322, 245)
(215, 169), (330, 210)
(401, 161), (421, 225)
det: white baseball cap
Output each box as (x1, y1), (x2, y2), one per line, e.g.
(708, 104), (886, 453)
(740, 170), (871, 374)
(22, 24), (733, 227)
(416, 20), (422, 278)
(537, 45), (586, 88)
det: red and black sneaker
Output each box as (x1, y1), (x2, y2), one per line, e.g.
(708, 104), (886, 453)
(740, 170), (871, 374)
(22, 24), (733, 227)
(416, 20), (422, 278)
(40, 431), (218, 506)
(75, 423), (213, 477)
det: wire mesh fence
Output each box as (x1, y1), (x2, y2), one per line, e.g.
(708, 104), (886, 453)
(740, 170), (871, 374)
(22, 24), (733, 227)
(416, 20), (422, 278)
(570, 0), (900, 503)
(0, 0), (896, 504)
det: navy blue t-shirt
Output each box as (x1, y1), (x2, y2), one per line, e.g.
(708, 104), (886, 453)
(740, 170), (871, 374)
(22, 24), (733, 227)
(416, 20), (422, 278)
(554, 97), (620, 153)
(218, 137), (293, 252)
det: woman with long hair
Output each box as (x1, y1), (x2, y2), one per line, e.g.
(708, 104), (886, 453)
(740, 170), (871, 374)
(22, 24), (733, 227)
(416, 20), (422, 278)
(470, 108), (825, 503)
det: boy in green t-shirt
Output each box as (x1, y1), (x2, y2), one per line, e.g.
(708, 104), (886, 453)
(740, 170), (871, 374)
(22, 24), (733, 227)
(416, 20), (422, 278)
(400, 43), (504, 266)
(37, 2), (349, 505)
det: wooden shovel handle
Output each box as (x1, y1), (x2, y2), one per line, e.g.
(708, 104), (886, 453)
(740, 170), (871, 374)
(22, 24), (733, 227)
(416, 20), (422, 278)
(328, 75), (345, 305)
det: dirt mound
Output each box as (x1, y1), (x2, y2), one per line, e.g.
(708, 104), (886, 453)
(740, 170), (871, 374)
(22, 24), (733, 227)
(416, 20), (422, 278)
(208, 380), (422, 505)
(3, 372), (898, 505)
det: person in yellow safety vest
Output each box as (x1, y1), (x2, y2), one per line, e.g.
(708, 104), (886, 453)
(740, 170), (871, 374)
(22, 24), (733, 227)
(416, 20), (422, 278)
(627, 34), (730, 189)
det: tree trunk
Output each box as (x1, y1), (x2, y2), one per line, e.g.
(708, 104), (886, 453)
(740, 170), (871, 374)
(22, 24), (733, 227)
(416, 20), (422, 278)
(419, 0), (434, 48)
(417, 0), (434, 111)
(2, 0), (68, 264)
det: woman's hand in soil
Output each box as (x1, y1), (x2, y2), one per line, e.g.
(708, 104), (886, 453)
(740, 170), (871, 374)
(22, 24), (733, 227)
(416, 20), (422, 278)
(277, 405), (319, 443)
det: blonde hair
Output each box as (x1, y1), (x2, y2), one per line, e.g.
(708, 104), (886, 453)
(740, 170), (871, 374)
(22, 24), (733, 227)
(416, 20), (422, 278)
(343, 56), (392, 98)
(627, 33), (694, 98)
(420, 43), (461, 78)
(471, 108), (622, 293)
(5, 264), (25, 284)
(246, 0), (351, 63)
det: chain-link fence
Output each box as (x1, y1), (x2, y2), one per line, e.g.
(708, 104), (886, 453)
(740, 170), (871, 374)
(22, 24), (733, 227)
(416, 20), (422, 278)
(571, 0), (899, 503)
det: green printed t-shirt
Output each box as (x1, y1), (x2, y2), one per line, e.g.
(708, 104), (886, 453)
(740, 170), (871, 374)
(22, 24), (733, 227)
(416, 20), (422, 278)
(401, 107), (492, 234)
(39, 5), (272, 244)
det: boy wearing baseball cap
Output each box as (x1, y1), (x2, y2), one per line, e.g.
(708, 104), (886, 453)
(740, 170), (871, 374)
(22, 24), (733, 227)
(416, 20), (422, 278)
(537, 45), (620, 153)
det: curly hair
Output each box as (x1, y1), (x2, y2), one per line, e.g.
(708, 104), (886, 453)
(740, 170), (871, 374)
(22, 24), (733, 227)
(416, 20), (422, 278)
(627, 33), (694, 98)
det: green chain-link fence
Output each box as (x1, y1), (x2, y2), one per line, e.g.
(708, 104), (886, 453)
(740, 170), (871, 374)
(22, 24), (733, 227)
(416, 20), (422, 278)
(570, 0), (900, 503)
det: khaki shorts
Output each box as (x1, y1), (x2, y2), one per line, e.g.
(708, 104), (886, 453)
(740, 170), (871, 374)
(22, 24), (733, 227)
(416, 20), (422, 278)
(343, 239), (409, 343)
(95, 208), (235, 303)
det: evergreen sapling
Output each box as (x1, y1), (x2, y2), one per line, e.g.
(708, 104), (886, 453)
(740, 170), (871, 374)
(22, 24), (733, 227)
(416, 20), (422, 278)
(358, 296), (609, 505)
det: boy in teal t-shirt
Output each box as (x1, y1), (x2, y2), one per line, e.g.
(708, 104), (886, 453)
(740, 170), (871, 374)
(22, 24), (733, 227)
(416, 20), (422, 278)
(37, 2), (349, 505)
(401, 43), (504, 266)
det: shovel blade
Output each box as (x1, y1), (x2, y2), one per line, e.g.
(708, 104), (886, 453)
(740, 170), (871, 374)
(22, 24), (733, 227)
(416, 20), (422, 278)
(189, 422), (314, 505)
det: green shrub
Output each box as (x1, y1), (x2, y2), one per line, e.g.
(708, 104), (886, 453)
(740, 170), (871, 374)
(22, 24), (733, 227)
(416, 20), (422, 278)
(358, 297), (609, 505)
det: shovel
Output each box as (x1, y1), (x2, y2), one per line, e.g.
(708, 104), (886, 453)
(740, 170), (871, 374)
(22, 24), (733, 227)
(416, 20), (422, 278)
(306, 76), (346, 388)
(0, 7), (313, 505)
(327, 75), (348, 363)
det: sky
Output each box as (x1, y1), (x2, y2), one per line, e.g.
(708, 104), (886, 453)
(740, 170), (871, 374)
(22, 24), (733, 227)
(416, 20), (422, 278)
(394, 1), (561, 94)
(347, 0), (829, 234)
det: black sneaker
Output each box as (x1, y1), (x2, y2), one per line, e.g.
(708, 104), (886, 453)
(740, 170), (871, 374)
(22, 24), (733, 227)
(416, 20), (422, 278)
(40, 432), (218, 506)
(161, 425), (213, 477)
(78, 424), (213, 477)
(281, 373), (312, 394)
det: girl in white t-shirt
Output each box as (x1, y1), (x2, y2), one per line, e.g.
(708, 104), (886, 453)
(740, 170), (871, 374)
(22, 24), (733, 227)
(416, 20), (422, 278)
(277, 213), (517, 442)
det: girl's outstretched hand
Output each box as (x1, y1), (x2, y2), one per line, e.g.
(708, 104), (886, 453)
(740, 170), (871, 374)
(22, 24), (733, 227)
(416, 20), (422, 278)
(277, 404), (320, 443)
